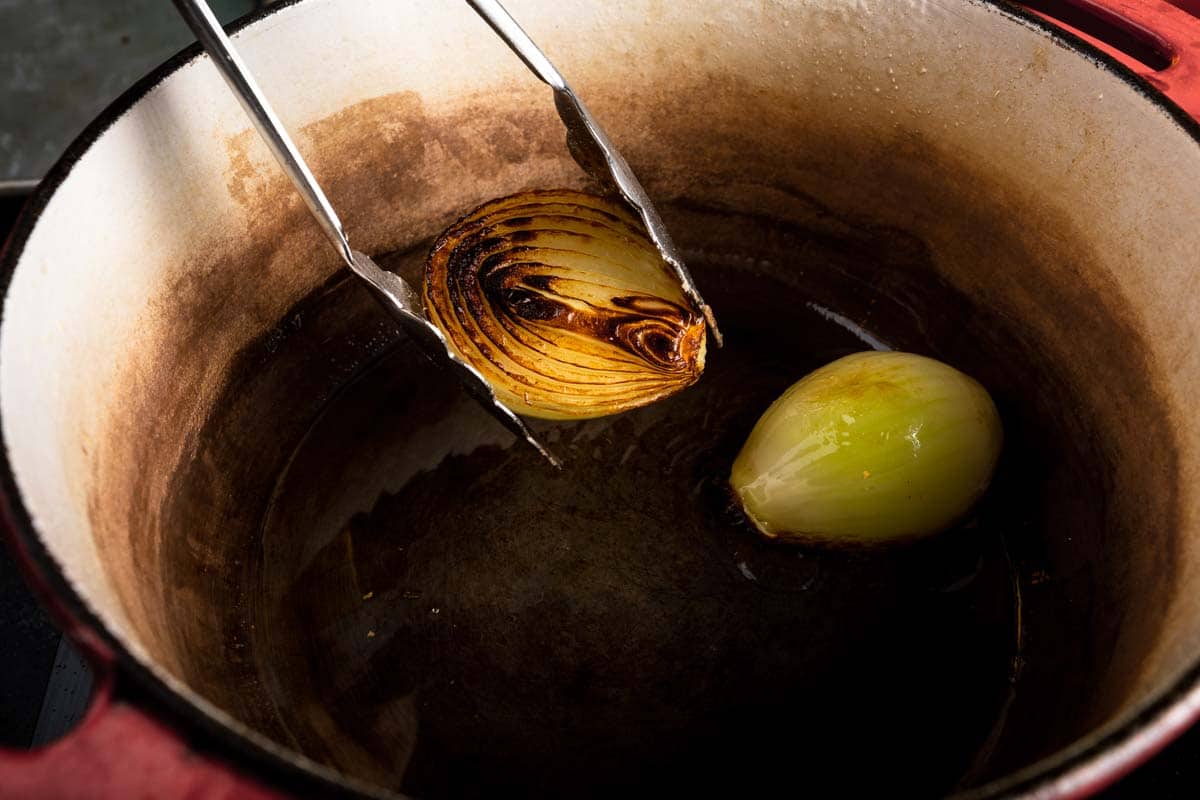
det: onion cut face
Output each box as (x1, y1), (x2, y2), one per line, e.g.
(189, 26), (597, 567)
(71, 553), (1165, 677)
(423, 190), (707, 419)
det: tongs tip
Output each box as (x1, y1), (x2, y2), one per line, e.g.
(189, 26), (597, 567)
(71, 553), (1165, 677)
(531, 437), (564, 470)
(701, 304), (724, 348)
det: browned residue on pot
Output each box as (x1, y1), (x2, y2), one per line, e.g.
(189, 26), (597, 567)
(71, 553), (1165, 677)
(1026, 45), (1051, 77)
(81, 62), (1181, 792)
(82, 82), (573, 718)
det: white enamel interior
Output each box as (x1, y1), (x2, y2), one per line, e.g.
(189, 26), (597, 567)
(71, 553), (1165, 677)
(4, 0), (1200, 796)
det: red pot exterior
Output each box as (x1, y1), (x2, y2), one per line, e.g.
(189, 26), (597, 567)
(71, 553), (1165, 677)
(3, 1), (1200, 798)
(1021, 1), (1200, 121)
(0, 465), (287, 799)
(0, 688), (284, 800)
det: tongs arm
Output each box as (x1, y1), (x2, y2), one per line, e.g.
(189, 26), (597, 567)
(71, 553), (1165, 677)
(171, 0), (560, 467)
(465, 0), (723, 345)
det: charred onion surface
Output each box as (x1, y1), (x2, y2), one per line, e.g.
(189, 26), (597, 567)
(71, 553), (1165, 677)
(423, 189), (706, 419)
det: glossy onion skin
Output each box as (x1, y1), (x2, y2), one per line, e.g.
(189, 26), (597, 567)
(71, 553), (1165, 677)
(423, 190), (706, 419)
(730, 351), (1003, 546)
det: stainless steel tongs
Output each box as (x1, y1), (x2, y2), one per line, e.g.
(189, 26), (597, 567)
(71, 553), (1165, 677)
(172, 0), (721, 467)
(465, 0), (722, 346)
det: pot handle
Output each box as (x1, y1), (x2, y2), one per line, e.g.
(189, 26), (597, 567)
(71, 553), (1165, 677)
(0, 641), (283, 800)
(1013, 0), (1200, 122)
(0, 533), (284, 798)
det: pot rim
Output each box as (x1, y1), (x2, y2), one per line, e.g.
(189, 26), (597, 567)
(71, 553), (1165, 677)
(0, 7), (398, 797)
(1, 1), (1197, 797)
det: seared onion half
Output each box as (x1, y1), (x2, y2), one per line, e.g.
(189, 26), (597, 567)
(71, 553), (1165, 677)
(423, 189), (706, 419)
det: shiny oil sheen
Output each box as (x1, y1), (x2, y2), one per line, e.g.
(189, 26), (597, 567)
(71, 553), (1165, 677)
(241, 202), (1030, 797)
(3, 0), (1196, 797)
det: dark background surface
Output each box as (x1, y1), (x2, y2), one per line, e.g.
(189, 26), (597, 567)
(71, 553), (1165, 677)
(1, 0), (1200, 797)
(0, 0), (269, 187)
(0, 492), (58, 750)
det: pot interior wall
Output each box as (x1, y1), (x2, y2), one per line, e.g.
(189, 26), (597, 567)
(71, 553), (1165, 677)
(5, 1), (1200, 797)
(156, 173), (1175, 797)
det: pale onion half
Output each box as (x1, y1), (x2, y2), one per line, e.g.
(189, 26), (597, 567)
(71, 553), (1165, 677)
(423, 189), (707, 419)
(730, 351), (1003, 547)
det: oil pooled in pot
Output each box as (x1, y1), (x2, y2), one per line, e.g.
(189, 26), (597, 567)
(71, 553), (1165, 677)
(250, 225), (1020, 798)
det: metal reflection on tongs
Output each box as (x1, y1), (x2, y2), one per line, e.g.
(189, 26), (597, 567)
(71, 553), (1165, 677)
(465, 0), (723, 347)
(172, 0), (561, 466)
